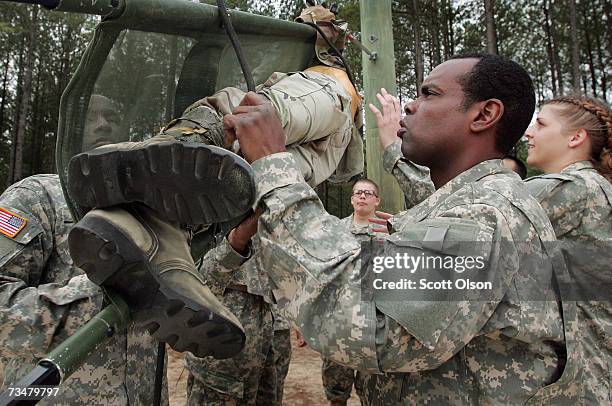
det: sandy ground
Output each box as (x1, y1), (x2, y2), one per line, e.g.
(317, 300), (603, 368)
(0, 331), (358, 405)
(167, 330), (360, 405)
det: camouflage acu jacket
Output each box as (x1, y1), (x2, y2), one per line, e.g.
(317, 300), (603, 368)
(339, 214), (376, 242)
(250, 151), (581, 405)
(0, 175), (166, 405)
(382, 141), (436, 208)
(527, 161), (612, 405)
(199, 235), (291, 330)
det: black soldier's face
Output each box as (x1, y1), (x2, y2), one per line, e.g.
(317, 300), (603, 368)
(398, 58), (478, 168)
(82, 95), (123, 151)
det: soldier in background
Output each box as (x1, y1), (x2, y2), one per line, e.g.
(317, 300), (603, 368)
(321, 178), (381, 406)
(0, 95), (168, 405)
(524, 95), (612, 404)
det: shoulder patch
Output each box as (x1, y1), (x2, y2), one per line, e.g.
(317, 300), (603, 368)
(0, 207), (28, 238)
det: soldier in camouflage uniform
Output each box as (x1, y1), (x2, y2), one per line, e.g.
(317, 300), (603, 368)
(184, 212), (291, 405)
(183, 99), (358, 403)
(524, 95), (612, 404)
(321, 178), (382, 406)
(269, 307), (292, 404)
(223, 54), (583, 404)
(0, 95), (168, 405)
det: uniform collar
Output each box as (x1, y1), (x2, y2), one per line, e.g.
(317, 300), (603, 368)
(560, 160), (594, 173)
(344, 213), (373, 234)
(389, 159), (507, 229)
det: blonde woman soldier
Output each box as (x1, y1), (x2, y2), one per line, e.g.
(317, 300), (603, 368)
(524, 95), (612, 404)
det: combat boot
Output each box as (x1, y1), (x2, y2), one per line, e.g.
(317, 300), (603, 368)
(68, 204), (245, 359)
(68, 104), (253, 225)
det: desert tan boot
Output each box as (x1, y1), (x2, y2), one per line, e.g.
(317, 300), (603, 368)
(68, 204), (245, 359)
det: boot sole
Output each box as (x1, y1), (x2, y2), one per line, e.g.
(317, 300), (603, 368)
(68, 142), (255, 224)
(68, 215), (246, 359)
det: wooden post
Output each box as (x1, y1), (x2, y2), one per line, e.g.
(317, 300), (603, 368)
(360, 0), (404, 214)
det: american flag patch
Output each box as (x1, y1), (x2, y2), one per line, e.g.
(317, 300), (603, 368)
(0, 207), (27, 238)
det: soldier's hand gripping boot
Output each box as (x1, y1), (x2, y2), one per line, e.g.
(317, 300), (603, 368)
(68, 204), (246, 359)
(67, 104), (253, 225)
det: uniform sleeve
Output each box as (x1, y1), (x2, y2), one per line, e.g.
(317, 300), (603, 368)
(526, 177), (585, 239)
(253, 154), (509, 372)
(0, 179), (100, 359)
(383, 141), (435, 208)
(198, 236), (250, 293)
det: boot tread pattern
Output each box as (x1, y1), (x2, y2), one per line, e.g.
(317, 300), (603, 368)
(68, 142), (255, 225)
(68, 214), (246, 360)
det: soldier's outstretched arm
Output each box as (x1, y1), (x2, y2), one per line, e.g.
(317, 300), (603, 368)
(225, 95), (507, 373)
(0, 177), (101, 359)
(197, 212), (257, 289)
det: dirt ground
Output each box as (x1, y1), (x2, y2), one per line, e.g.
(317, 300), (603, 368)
(0, 331), (358, 405)
(167, 329), (360, 405)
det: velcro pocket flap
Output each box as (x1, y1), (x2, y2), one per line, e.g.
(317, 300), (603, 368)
(373, 218), (494, 349)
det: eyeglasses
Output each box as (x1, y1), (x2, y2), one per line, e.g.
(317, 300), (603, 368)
(352, 190), (378, 198)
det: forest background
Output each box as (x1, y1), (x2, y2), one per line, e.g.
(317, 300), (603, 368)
(0, 0), (610, 217)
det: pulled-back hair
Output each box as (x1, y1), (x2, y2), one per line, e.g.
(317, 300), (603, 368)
(450, 53), (535, 155)
(544, 95), (612, 182)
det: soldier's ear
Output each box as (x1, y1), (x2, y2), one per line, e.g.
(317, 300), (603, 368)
(568, 128), (589, 148)
(470, 99), (504, 134)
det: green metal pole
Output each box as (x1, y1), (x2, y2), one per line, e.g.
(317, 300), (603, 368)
(360, 0), (404, 214)
(0, 291), (130, 405)
(42, 290), (130, 381)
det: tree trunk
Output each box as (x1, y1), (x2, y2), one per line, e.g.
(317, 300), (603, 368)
(484, 0), (498, 54)
(542, 0), (558, 96)
(604, 0), (612, 61)
(445, 0), (455, 58)
(412, 0), (423, 95)
(7, 37), (25, 187)
(580, 4), (597, 97)
(550, 4), (564, 93)
(593, 3), (607, 101)
(430, 0), (442, 66)
(568, 0), (581, 92)
(0, 51), (11, 141)
(30, 74), (43, 174)
(11, 7), (37, 183)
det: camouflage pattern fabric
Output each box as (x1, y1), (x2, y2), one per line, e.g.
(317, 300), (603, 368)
(185, 287), (275, 406)
(382, 141), (435, 208)
(270, 305), (291, 403)
(321, 215), (373, 404)
(0, 175), (167, 405)
(271, 301), (290, 331)
(526, 160), (612, 405)
(185, 70), (363, 186)
(186, 237), (290, 405)
(262, 328), (291, 404)
(250, 152), (582, 405)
